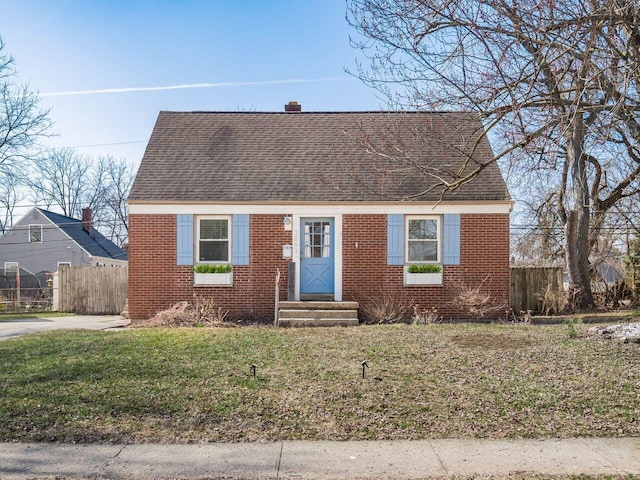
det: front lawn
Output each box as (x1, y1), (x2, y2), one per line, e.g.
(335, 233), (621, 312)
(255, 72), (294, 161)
(0, 323), (638, 443)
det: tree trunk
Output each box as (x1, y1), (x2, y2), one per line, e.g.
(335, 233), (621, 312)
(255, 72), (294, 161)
(564, 116), (595, 310)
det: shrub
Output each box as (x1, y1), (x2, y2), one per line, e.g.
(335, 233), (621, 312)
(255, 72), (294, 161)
(139, 296), (229, 327)
(451, 277), (507, 318)
(411, 304), (439, 324)
(538, 284), (568, 315)
(358, 289), (413, 324)
(193, 264), (233, 274)
(407, 264), (442, 274)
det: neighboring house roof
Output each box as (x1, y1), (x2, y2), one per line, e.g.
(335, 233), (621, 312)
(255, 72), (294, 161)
(38, 209), (127, 261)
(129, 110), (510, 203)
(594, 262), (623, 285)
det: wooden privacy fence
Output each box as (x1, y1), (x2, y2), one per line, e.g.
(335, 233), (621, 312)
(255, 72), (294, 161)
(510, 267), (563, 314)
(57, 266), (128, 315)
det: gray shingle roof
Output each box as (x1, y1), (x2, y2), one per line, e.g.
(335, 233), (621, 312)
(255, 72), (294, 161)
(129, 111), (509, 203)
(39, 209), (128, 261)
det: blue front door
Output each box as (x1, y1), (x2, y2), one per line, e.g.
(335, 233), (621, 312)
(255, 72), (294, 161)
(300, 218), (334, 295)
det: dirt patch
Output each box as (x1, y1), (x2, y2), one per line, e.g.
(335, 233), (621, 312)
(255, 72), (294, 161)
(452, 332), (537, 350)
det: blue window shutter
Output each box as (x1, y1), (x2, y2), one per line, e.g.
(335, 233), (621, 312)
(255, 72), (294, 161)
(387, 214), (404, 265)
(443, 214), (461, 265)
(177, 214), (194, 265)
(232, 214), (250, 265)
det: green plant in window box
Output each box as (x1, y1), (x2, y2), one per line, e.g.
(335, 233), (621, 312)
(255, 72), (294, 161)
(193, 264), (233, 274)
(407, 264), (442, 274)
(405, 264), (443, 286)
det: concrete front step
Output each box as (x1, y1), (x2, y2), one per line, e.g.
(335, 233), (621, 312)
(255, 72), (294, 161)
(278, 317), (360, 327)
(279, 309), (358, 319)
(278, 301), (359, 310)
(277, 301), (360, 327)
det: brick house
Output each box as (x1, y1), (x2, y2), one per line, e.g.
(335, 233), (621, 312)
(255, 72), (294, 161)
(127, 105), (511, 323)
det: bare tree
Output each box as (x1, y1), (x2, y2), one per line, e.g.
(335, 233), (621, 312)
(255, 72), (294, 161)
(0, 171), (24, 234)
(0, 37), (50, 176)
(26, 149), (93, 218)
(347, 0), (640, 309)
(93, 156), (135, 248)
(27, 150), (134, 248)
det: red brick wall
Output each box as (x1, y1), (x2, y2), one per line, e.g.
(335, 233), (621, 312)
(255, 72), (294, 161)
(128, 214), (291, 321)
(129, 212), (510, 321)
(342, 214), (510, 321)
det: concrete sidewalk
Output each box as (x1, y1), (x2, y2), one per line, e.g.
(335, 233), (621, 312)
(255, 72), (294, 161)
(1, 438), (638, 479)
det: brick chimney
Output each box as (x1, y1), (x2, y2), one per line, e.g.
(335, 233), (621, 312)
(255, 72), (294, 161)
(82, 207), (92, 233)
(285, 101), (301, 112)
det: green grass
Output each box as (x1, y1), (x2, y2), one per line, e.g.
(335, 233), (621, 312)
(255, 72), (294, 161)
(0, 312), (68, 322)
(0, 323), (638, 443)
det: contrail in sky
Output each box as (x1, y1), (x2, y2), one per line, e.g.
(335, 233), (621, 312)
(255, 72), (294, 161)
(41, 77), (351, 97)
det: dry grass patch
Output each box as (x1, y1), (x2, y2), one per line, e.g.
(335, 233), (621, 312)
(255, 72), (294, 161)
(0, 322), (638, 443)
(451, 330), (539, 349)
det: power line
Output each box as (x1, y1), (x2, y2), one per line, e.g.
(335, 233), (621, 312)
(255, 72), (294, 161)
(511, 224), (640, 231)
(59, 140), (147, 149)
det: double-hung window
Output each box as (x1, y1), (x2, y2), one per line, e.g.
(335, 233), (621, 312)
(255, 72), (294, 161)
(406, 216), (440, 263)
(29, 225), (42, 243)
(197, 217), (230, 263)
(4, 262), (18, 274)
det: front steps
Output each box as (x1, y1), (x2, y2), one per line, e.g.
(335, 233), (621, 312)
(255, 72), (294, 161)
(277, 301), (359, 327)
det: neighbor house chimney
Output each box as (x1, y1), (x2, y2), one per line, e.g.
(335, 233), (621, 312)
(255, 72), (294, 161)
(82, 207), (92, 233)
(285, 101), (301, 112)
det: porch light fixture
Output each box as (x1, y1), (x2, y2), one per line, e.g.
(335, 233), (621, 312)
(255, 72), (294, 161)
(283, 216), (292, 231)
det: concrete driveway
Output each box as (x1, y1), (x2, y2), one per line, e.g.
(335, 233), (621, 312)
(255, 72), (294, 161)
(0, 315), (130, 341)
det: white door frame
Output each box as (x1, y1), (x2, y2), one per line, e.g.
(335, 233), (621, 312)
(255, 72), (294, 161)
(292, 213), (342, 301)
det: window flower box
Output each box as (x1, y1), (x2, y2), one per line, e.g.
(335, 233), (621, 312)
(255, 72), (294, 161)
(193, 265), (233, 286)
(404, 265), (443, 286)
(194, 272), (233, 285)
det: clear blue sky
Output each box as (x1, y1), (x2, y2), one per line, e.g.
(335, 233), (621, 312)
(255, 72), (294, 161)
(1, 0), (383, 167)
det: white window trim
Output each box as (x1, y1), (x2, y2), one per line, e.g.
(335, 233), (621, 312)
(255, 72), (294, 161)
(57, 262), (72, 269)
(406, 215), (441, 264)
(29, 224), (43, 243)
(195, 215), (231, 264)
(4, 262), (18, 273)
